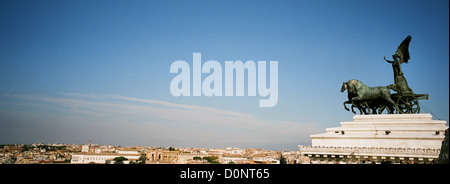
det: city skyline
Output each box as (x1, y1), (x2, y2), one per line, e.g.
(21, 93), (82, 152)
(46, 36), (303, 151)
(1, 0), (449, 150)
(0, 141), (298, 164)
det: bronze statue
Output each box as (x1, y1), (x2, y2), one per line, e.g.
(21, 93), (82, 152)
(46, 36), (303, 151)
(342, 35), (429, 114)
(341, 79), (398, 114)
(384, 35), (413, 95)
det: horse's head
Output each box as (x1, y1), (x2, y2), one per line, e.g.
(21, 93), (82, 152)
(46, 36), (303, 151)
(340, 82), (348, 92)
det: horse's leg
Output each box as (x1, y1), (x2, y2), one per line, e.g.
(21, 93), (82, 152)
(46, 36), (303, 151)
(378, 104), (386, 114)
(363, 101), (371, 114)
(386, 105), (391, 114)
(351, 96), (362, 107)
(351, 97), (365, 114)
(343, 101), (350, 111)
(386, 98), (399, 114)
(355, 103), (363, 114)
(382, 91), (399, 114)
(372, 106), (378, 114)
(357, 103), (363, 114)
(351, 104), (357, 114)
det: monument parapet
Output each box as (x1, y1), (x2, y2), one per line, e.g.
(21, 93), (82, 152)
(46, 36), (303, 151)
(299, 113), (447, 164)
(311, 113), (447, 149)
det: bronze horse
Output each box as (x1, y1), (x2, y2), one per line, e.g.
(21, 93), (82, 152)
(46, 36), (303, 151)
(341, 79), (399, 114)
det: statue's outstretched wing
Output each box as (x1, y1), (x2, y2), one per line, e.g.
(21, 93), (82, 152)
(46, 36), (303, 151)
(396, 35), (412, 63)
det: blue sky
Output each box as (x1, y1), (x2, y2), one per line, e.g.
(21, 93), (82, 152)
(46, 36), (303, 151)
(0, 0), (448, 150)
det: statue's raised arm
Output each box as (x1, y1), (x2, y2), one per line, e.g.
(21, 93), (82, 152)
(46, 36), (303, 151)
(384, 56), (394, 63)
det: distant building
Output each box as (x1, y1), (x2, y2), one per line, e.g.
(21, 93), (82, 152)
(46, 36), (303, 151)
(251, 155), (279, 164)
(81, 138), (92, 152)
(71, 152), (141, 164)
(174, 152), (205, 164)
(220, 154), (250, 164)
(117, 149), (139, 155)
(145, 149), (179, 162)
(3, 145), (23, 153)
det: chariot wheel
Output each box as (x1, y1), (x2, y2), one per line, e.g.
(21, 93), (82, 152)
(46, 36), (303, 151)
(396, 95), (420, 114)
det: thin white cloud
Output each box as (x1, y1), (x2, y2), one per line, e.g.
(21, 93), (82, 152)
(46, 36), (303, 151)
(3, 93), (320, 148)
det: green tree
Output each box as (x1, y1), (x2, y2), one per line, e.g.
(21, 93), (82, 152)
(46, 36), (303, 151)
(202, 156), (220, 164)
(137, 153), (147, 164)
(113, 156), (128, 164)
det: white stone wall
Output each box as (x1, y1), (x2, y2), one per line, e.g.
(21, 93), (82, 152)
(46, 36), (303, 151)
(71, 153), (140, 164)
(300, 114), (448, 164)
(310, 114), (447, 149)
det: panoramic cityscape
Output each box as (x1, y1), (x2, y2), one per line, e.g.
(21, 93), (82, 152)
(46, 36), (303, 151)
(1, 132), (447, 165)
(1, 0), (448, 169)
(0, 139), (306, 164)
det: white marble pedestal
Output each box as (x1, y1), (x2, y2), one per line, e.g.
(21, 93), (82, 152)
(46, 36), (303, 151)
(299, 113), (448, 164)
